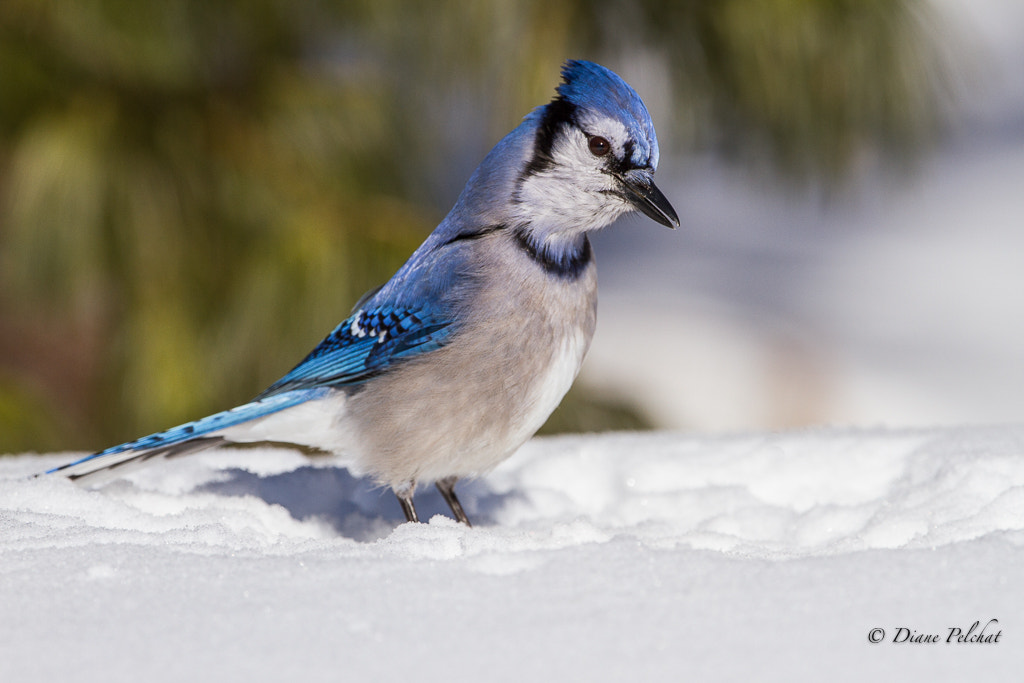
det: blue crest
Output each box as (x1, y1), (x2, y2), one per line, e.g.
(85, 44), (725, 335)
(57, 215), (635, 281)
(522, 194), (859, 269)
(556, 60), (660, 169)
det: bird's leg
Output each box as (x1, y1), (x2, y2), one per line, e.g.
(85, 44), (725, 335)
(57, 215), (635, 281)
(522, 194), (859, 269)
(436, 476), (472, 527)
(395, 484), (419, 523)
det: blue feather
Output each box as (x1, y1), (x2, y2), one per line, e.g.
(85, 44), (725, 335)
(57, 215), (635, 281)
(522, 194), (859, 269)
(257, 304), (454, 397)
(557, 60), (659, 171)
(46, 388), (326, 476)
(48, 294), (456, 480)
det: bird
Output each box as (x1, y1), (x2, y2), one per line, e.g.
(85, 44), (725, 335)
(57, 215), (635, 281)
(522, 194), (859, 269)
(47, 60), (678, 526)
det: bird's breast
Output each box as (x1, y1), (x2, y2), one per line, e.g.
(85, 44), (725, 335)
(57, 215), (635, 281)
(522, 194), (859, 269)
(345, 246), (597, 488)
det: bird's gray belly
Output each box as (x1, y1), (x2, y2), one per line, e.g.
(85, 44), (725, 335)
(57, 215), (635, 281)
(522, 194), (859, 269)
(345, 276), (596, 488)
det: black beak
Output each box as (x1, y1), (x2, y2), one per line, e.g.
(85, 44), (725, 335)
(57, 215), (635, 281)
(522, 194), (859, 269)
(617, 170), (679, 229)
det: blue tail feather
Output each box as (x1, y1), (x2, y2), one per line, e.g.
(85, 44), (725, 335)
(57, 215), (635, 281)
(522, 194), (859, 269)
(47, 389), (326, 478)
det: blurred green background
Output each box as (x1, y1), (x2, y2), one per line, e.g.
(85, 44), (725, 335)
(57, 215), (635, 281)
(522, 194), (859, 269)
(0, 0), (952, 453)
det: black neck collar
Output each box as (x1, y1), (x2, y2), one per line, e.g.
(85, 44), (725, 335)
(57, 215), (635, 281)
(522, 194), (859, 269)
(513, 228), (592, 280)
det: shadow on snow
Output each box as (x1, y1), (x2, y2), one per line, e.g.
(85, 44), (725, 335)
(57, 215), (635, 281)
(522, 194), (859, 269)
(198, 466), (521, 542)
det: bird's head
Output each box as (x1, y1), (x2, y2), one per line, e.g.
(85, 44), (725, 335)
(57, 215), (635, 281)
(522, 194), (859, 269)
(513, 60), (679, 243)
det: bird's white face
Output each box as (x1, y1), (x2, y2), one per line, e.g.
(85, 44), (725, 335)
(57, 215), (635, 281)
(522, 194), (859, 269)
(514, 115), (641, 244)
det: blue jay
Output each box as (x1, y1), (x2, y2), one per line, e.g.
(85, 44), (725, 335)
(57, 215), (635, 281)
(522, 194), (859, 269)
(48, 60), (678, 526)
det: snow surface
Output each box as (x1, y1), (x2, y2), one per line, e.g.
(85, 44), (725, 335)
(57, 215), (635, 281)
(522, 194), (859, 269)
(3, 427), (1022, 682)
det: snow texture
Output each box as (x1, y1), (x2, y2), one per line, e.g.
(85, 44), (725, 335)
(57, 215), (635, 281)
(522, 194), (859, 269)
(3, 427), (1022, 682)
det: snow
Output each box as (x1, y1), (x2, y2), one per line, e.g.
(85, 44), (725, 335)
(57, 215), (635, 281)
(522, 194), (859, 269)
(3, 427), (1022, 681)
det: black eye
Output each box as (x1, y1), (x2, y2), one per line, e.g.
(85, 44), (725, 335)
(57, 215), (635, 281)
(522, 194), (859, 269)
(588, 136), (611, 157)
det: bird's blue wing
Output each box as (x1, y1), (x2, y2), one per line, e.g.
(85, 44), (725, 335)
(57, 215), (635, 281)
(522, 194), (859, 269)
(47, 304), (454, 481)
(257, 304), (454, 398)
